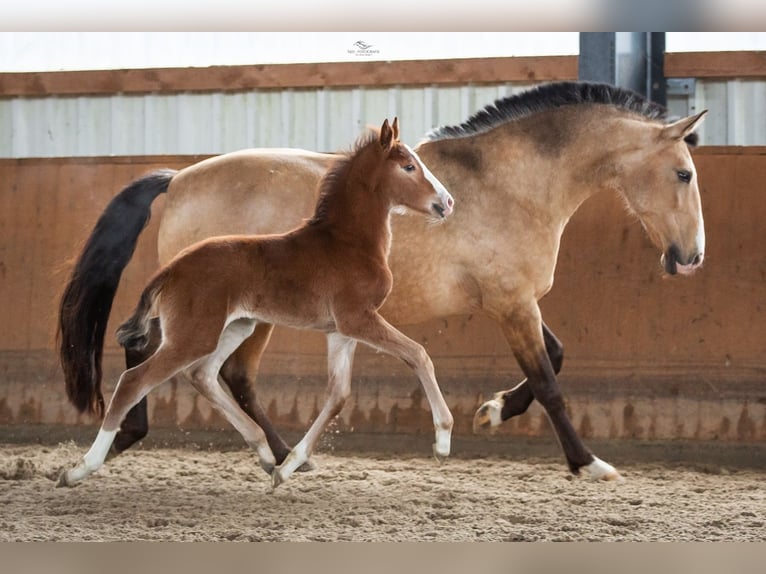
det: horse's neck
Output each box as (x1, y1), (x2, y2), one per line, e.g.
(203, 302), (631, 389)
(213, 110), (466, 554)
(423, 119), (622, 230)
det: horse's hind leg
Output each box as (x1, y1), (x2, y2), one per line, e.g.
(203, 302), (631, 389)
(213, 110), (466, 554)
(187, 319), (276, 474)
(473, 321), (563, 430)
(58, 342), (196, 487)
(219, 323), (291, 461)
(272, 332), (356, 488)
(111, 318), (162, 456)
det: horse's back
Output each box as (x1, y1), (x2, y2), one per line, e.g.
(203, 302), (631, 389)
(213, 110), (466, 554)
(158, 148), (337, 265)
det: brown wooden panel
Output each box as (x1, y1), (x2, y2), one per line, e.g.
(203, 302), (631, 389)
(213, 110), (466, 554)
(665, 51), (766, 78)
(2, 51), (763, 99)
(0, 56), (578, 97)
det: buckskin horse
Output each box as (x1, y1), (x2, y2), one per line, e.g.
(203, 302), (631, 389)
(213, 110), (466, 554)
(58, 81), (707, 481)
(58, 118), (455, 487)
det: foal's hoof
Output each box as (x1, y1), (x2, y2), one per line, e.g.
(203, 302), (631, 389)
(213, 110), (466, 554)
(271, 468), (286, 490)
(432, 444), (448, 465)
(56, 470), (74, 488)
(259, 459), (276, 476)
(583, 456), (624, 482)
(472, 393), (504, 433)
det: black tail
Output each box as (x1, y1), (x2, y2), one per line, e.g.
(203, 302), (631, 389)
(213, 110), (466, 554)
(57, 169), (176, 418)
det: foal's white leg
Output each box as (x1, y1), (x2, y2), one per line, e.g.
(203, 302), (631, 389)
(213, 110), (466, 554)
(343, 312), (453, 461)
(272, 332), (357, 488)
(57, 428), (118, 486)
(186, 318), (276, 474)
(58, 359), (167, 487)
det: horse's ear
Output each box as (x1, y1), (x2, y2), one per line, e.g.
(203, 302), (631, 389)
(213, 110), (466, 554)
(392, 117), (400, 141)
(379, 118), (394, 150)
(662, 110), (708, 141)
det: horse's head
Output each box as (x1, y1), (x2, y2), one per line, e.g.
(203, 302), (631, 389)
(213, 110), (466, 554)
(377, 118), (454, 220)
(618, 110), (707, 275)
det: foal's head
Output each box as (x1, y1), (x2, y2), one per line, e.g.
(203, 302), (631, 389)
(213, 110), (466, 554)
(367, 118), (454, 220)
(616, 111), (707, 275)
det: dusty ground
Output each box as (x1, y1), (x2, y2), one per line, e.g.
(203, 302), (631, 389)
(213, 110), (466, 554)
(1, 441), (764, 542)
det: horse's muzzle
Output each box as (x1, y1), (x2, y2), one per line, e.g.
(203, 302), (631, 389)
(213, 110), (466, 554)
(661, 244), (704, 276)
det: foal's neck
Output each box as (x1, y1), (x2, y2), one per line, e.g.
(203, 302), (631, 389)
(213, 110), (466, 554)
(310, 164), (393, 260)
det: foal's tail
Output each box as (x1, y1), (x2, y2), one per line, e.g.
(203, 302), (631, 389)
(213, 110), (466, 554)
(116, 271), (168, 352)
(57, 169), (176, 419)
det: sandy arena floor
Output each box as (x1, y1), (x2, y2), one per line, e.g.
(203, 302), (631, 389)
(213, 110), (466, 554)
(1, 441), (764, 542)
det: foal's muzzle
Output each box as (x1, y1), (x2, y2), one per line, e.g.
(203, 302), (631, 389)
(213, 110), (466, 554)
(432, 194), (454, 219)
(661, 244), (704, 276)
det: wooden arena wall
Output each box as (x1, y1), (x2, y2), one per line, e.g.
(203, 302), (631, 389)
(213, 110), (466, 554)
(1, 146), (764, 451)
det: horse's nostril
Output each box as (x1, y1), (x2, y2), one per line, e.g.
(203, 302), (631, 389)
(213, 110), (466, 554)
(692, 253), (703, 266)
(447, 196), (454, 208)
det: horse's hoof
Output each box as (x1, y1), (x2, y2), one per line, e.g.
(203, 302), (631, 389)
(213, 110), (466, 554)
(583, 456), (624, 482)
(259, 459), (275, 476)
(472, 394), (503, 433)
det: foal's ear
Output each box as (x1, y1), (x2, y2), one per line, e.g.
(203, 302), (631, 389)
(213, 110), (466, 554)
(662, 110), (708, 141)
(392, 117), (400, 141)
(379, 118), (394, 150)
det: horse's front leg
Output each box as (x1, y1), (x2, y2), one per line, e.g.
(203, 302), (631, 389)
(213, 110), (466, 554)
(490, 303), (621, 481)
(272, 332), (357, 488)
(473, 321), (563, 430)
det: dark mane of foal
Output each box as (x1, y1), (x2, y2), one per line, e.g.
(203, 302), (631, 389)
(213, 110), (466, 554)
(307, 130), (382, 226)
(427, 81), (697, 144)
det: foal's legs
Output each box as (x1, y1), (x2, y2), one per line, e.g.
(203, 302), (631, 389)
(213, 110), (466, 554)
(185, 319), (276, 474)
(111, 318), (162, 455)
(58, 342), (205, 486)
(343, 311), (453, 457)
(58, 319), (277, 487)
(488, 302), (620, 480)
(272, 332), (357, 487)
(109, 319), (297, 469)
(219, 323), (298, 464)
(473, 321), (563, 430)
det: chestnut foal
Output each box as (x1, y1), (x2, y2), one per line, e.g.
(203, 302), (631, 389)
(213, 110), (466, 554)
(58, 118), (455, 489)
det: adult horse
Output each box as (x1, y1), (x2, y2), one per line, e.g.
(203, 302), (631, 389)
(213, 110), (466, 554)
(58, 118), (455, 488)
(59, 81), (707, 480)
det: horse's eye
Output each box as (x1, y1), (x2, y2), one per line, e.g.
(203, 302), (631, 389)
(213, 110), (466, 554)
(403, 164), (416, 172)
(677, 170), (692, 184)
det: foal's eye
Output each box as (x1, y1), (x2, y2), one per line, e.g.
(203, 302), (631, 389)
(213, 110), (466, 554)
(676, 169), (692, 183)
(403, 164), (416, 172)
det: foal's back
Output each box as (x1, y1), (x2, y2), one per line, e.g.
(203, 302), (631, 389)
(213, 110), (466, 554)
(161, 223), (389, 333)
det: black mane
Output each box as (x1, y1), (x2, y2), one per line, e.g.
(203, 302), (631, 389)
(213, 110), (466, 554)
(427, 81), (669, 142)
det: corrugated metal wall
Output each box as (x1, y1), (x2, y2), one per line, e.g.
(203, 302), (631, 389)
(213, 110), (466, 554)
(0, 84), (533, 158)
(2, 79), (764, 158)
(667, 79), (766, 145)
